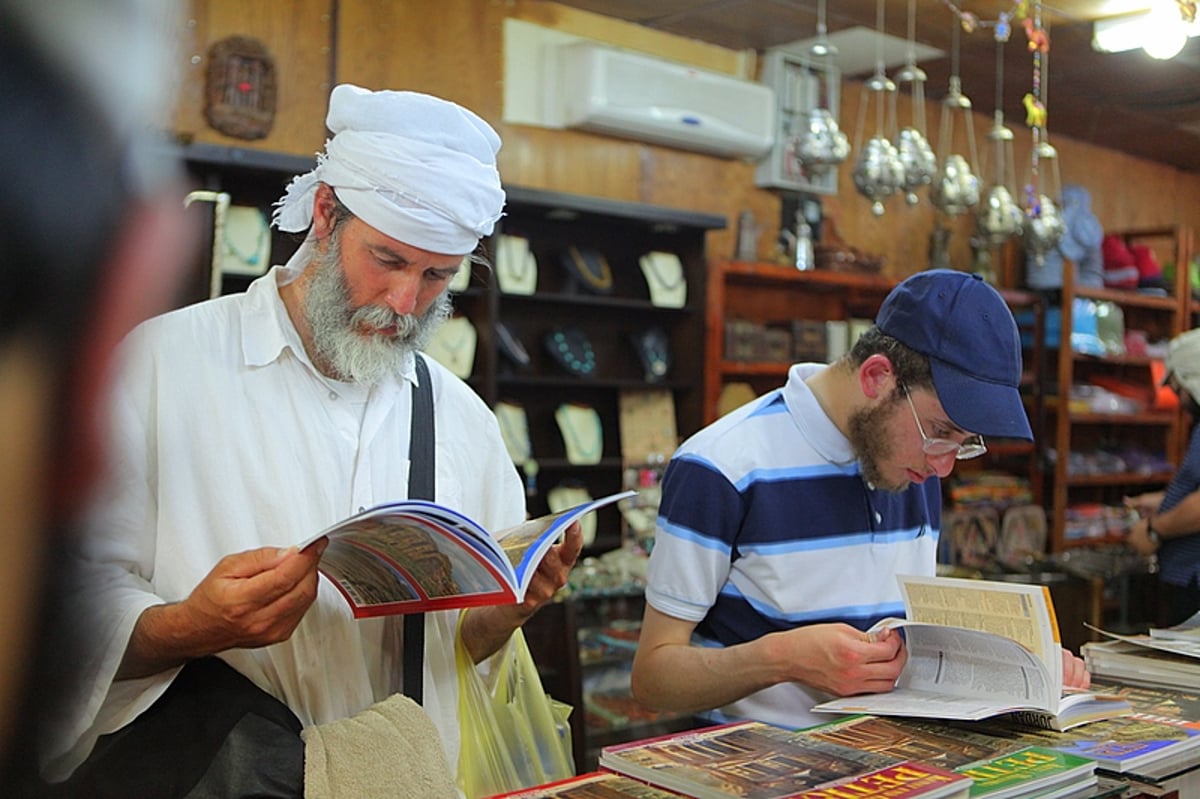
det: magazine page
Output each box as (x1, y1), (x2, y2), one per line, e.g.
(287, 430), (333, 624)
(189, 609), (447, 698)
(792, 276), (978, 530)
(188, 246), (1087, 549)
(499, 490), (635, 595)
(315, 510), (517, 617)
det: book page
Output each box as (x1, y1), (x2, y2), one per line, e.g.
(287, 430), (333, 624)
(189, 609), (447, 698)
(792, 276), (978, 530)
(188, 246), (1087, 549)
(897, 574), (1060, 689)
(814, 620), (1056, 721)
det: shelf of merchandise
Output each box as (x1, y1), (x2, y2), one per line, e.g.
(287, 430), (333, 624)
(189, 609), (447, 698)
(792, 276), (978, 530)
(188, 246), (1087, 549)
(1045, 225), (1194, 552)
(480, 188), (723, 772)
(703, 261), (896, 423)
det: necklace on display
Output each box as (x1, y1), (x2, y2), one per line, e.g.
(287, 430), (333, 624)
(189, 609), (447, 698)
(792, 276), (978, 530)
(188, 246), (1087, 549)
(562, 246), (613, 294)
(544, 326), (597, 377)
(494, 401), (532, 463)
(496, 321), (531, 369)
(219, 205), (272, 276)
(495, 234), (537, 295)
(638, 251), (687, 308)
(424, 316), (477, 379)
(555, 403), (603, 465)
(630, 326), (671, 383)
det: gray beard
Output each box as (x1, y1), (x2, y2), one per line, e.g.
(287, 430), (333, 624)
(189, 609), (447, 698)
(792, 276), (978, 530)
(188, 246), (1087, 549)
(303, 234), (452, 385)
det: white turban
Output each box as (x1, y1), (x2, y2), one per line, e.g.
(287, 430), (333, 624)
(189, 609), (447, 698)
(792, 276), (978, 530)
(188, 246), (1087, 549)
(273, 84), (505, 255)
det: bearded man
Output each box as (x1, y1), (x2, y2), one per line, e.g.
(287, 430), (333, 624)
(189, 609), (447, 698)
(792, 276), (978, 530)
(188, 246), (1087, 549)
(630, 269), (1091, 732)
(50, 84), (580, 797)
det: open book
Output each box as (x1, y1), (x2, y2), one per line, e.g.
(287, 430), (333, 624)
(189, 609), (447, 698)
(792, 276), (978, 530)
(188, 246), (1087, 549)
(812, 575), (1130, 731)
(299, 490), (633, 618)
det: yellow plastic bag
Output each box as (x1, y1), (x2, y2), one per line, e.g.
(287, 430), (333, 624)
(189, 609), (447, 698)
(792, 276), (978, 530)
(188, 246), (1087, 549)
(455, 621), (574, 799)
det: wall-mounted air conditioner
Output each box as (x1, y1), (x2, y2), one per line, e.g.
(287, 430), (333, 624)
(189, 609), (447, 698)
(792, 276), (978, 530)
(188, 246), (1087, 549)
(552, 42), (775, 160)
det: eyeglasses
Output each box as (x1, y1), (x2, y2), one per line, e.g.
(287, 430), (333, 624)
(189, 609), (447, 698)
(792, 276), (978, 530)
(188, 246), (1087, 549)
(902, 385), (987, 460)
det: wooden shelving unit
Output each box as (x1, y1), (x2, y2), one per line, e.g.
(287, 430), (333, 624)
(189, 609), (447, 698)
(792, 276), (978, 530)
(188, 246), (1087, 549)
(1045, 225), (1194, 552)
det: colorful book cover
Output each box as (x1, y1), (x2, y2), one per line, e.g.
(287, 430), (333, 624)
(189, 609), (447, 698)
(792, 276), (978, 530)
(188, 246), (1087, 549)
(485, 770), (685, 798)
(598, 720), (968, 799)
(955, 746), (1095, 798)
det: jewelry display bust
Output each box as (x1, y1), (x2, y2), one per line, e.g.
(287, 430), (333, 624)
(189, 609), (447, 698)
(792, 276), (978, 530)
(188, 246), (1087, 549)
(424, 315), (477, 379)
(555, 402), (603, 465)
(638, 251), (687, 308)
(495, 234), (537, 295)
(630, 326), (671, 383)
(559, 246), (613, 295)
(218, 205), (272, 277)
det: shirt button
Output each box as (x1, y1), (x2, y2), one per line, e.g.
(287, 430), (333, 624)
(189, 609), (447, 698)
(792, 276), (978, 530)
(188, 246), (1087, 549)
(328, 391), (338, 400)
(875, 512), (882, 524)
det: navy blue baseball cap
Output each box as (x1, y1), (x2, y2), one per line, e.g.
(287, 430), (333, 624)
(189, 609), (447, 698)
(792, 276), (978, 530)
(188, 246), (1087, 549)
(876, 269), (1032, 441)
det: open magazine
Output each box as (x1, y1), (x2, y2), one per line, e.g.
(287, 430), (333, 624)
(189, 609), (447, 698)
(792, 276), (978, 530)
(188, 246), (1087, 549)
(299, 490), (633, 618)
(812, 575), (1131, 731)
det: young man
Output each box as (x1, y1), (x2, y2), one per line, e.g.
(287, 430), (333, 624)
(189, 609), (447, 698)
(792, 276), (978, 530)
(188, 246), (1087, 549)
(1127, 328), (1200, 625)
(631, 269), (1089, 731)
(51, 84), (581, 795)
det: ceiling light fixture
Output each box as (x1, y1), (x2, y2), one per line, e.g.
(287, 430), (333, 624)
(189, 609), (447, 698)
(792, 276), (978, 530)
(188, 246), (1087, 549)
(1093, 4), (1196, 60)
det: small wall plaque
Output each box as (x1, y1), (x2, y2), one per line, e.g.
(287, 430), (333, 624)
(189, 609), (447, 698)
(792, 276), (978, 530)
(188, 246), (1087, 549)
(204, 36), (277, 140)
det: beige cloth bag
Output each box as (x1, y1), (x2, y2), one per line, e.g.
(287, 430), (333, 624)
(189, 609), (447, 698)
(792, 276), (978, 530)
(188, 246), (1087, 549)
(302, 692), (457, 799)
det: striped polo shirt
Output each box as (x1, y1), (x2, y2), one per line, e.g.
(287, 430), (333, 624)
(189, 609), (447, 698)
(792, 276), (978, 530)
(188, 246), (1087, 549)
(644, 363), (940, 730)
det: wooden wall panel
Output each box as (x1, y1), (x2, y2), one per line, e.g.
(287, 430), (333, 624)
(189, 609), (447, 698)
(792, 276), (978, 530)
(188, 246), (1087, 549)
(175, 0), (333, 156)
(177, 0), (1200, 288)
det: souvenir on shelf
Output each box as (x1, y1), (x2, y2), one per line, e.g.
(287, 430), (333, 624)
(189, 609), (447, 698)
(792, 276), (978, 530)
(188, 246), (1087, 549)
(618, 389), (678, 465)
(638, 251), (687, 308)
(494, 234), (537, 295)
(559, 245), (614, 295)
(555, 402), (604, 465)
(217, 205), (272, 277)
(423, 315), (477, 379)
(629, 326), (671, 383)
(543, 325), (597, 378)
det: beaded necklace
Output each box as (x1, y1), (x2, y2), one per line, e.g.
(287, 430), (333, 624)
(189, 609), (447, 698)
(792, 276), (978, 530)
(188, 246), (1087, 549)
(544, 326), (597, 377)
(564, 246), (613, 293)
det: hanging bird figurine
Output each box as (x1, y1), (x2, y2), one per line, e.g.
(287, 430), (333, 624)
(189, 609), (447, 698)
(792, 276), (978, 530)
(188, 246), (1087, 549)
(1023, 93), (1046, 128)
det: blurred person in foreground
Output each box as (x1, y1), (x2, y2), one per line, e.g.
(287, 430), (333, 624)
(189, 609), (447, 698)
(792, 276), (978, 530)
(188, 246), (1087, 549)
(47, 82), (580, 797)
(0, 0), (191, 793)
(1127, 327), (1200, 626)
(632, 270), (1090, 731)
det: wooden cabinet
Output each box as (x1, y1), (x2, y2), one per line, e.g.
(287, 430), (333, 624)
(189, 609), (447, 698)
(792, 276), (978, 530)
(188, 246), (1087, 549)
(1044, 226), (1194, 552)
(462, 188), (722, 768)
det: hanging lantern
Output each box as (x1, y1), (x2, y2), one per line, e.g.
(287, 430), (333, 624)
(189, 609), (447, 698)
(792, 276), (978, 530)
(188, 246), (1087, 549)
(794, 0), (850, 175)
(1024, 140), (1065, 259)
(852, 73), (905, 217)
(976, 28), (1022, 245)
(893, 0), (936, 205)
(851, 0), (905, 217)
(930, 18), (981, 217)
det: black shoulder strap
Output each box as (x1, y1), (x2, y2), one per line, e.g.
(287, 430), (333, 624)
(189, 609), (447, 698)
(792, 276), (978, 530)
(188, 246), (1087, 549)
(404, 353), (435, 703)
